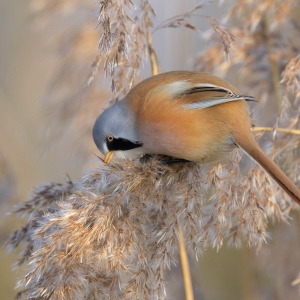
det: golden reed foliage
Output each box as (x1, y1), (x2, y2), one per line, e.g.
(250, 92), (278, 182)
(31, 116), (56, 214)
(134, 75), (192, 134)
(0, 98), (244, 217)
(6, 0), (300, 298)
(8, 153), (289, 299)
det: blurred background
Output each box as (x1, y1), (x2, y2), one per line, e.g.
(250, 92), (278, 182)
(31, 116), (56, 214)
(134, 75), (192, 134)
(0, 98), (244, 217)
(1, 0), (300, 299)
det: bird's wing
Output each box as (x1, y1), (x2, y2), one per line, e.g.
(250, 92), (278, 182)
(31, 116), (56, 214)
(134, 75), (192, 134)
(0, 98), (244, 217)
(160, 81), (255, 110)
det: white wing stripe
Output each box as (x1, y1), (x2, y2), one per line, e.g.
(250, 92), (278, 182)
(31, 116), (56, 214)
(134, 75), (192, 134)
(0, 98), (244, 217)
(192, 83), (233, 94)
(160, 82), (234, 97)
(159, 81), (255, 109)
(184, 97), (245, 110)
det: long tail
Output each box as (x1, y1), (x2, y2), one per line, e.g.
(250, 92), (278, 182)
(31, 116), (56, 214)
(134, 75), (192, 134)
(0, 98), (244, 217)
(235, 134), (300, 205)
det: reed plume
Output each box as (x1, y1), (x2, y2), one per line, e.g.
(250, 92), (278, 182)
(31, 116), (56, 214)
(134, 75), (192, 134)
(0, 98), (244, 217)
(7, 0), (300, 299)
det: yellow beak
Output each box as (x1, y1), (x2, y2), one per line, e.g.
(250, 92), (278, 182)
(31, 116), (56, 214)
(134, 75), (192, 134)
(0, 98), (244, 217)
(104, 151), (114, 164)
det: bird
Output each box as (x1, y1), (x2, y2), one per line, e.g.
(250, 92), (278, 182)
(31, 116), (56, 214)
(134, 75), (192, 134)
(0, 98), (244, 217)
(93, 71), (300, 205)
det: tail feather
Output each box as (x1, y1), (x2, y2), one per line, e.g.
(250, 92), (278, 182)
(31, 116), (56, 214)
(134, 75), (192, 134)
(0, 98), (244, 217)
(235, 135), (300, 205)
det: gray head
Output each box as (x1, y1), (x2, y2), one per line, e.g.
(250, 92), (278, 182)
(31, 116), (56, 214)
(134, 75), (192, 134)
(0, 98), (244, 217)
(92, 101), (143, 156)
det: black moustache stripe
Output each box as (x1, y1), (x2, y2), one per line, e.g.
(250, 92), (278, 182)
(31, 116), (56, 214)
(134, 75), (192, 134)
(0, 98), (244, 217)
(107, 137), (143, 151)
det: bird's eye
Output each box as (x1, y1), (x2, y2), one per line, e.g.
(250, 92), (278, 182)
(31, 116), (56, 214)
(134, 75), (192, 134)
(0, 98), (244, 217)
(107, 134), (114, 142)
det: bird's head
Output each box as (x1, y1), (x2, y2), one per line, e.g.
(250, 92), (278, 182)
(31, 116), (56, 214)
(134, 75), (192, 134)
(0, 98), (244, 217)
(92, 101), (143, 163)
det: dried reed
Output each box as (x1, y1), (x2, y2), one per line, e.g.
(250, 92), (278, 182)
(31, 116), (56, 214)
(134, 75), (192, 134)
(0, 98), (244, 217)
(8, 152), (288, 299)
(7, 0), (300, 299)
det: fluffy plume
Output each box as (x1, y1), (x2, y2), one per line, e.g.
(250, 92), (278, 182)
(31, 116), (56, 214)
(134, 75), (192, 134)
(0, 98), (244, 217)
(7, 150), (292, 299)
(96, 0), (156, 102)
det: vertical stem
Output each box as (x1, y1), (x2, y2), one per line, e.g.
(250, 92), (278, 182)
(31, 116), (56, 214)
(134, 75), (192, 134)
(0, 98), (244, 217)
(146, 24), (160, 76)
(178, 226), (195, 300)
(263, 15), (282, 110)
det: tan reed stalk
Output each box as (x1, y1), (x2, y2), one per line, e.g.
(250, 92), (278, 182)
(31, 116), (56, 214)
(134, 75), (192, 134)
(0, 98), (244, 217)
(146, 23), (160, 76)
(251, 127), (300, 135)
(178, 226), (195, 300)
